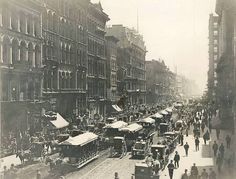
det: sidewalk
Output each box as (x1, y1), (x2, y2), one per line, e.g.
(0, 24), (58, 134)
(209, 115), (236, 179)
(159, 128), (214, 179)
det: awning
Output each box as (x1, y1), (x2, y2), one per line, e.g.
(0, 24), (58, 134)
(139, 117), (155, 124)
(165, 108), (173, 113)
(120, 123), (143, 132)
(153, 112), (163, 119)
(160, 110), (168, 115)
(60, 132), (98, 146)
(103, 121), (128, 129)
(112, 105), (122, 112)
(50, 113), (69, 129)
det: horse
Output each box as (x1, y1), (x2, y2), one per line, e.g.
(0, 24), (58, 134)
(16, 151), (32, 164)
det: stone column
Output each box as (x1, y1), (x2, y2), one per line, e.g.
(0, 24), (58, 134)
(0, 43), (3, 63)
(75, 71), (78, 89)
(9, 45), (12, 64)
(32, 50), (35, 67)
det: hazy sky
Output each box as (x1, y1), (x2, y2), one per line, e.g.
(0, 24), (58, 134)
(92, 0), (216, 94)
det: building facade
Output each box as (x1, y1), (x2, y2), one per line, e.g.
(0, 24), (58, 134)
(215, 0), (236, 129)
(106, 25), (146, 107)
(105, 35), (119, 114)
(41, 0), (88, 121)
(208, 14), (219, 101)
(0, 0), (43, 135)
(146, 60), (177, 105)
(87, 2), (109, 119)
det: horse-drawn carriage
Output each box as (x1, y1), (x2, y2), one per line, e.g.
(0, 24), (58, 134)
(163, 132), (178, 153)
(131, 140), (149, 158)
(150, 144), (169, 170)
(110, 136), (127, 158)
(132, 162), (160, 179)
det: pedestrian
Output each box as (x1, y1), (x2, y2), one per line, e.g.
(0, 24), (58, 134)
(174, 151), (180, 168)
(190, 163), (198, 179)
(226, 134), (231, 149)
(114, 172), (119, 179)
(209, 168), (216, 179)
(219, 143), (225, 158)
(209, 122), (212, 133)
(195, 137), (200, 151)
(201, 122), (205, 133)
(181, 169), (189, 179)
(36, 169), (41, 179)
(180, 133), (184, 146)
(212, 141), (218, 157)
(200, 168), (209, 179)
(167, 160), (175, 179)
(152, 158), (160, 175)
(203, 130), (209, 145)
(185, 128), (189, 137)
(216, 128), (220, 140)
(3, 166), (10, 179)
(216, 153), (223, 173)
(184, 142), (189, 156)
(145, 153), (154, 167)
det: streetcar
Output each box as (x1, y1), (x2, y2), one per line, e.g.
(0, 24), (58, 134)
(138, 117), (156, 142)
(110, 136), (127, 158)
(59, 132), (99, 168)
(119, 123), (143, 151)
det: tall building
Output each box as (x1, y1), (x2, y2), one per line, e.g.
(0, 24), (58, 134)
(215, 0), (236, 129)
(105, 35), (119, 114)
(42, 0), (88, 120)
(87, 2), (109, 119)
(208, 14), (219, 101)
(146, 60), (177, 105)
(106, 25), (146, 107)
(0, 0), (43, 135)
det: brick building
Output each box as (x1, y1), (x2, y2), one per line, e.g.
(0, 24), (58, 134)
(208, 14), (219, 102)
(105, 35), (119, 114)
(0, 0), (43, 135)
(106, 25), (146, 107)
(87, 2), (109, 119)
(41, 0), (88, 120)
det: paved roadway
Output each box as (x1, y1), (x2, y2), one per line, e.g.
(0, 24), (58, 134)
(66, 128), (215, 179)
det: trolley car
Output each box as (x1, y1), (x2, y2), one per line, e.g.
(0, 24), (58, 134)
(119, 123), (143, 151)
(59, 132), (99, 168)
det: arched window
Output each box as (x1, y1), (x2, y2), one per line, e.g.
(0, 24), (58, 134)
(26, 15), (32, 34)
(34, 17), (40, 36)
(61, 44), (65, 63)
(35, 45), (41, 68)
(48, 11), (52, 31)
(42, 9), (47, 29)
(11, 11), (18, 30)
(20, 41), (26, 61)
(19, 12), (26, 33)
(2, 36), (10, 64)
(12, 39), (19, 63)
(2, 7), (10, 28)
(52, 13), (57, 32)
(28, 43), (33, 66)
(66, 45), (70, 64)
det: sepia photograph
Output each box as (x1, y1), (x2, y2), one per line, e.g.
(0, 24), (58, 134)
(0, 0), (234, 178)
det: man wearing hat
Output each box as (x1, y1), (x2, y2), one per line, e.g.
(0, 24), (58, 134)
(167, 160), (175, 179)
(145, 153), (154, 167)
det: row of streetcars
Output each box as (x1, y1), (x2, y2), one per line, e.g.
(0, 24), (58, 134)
(50, 106), (182, 176)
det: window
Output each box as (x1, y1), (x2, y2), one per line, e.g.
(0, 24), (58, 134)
(20, 12), (26, 33)
(214, 55), (218, 61)
(28, 43), (33, 66)
(2, 36), (10, 64)
(11, 11), (18, 30)
(214, 40), (217, 45)
(12, 39), (19, 63)
(35, 45), (41, 68)
(20, 41), (26, 61)
(213, 31), (218, 36)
